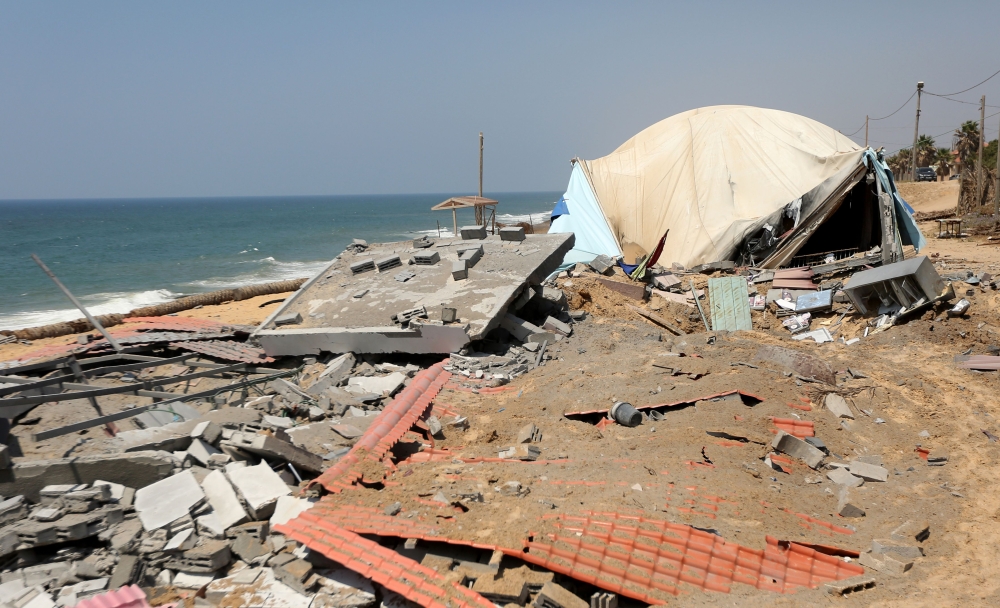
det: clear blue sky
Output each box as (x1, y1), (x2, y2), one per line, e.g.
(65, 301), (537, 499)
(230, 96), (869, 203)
(1, 1), (998, 199)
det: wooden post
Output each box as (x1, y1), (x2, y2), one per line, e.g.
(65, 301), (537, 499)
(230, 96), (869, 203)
(979, 95), (986, 206)
(864, 115), (869, 148)
(995, 108), (1000, 228)
(911, 82), (923, 182)
(479, 132), (484, 199)
(451, 209), (457, 238)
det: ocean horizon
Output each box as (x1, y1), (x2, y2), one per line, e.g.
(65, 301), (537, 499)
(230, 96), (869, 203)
(0, 191), (561, 331)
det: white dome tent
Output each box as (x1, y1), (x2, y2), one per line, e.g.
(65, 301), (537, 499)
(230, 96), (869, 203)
(551, 105), (924, 271)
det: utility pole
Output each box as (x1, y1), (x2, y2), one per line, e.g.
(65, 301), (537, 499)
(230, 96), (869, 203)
(910, 82), (923, 182)
(865, 115), (869, 148)
(479, 132), (484, 198)
(979, 95), (986, 205)
(995, 108), (1000, 227)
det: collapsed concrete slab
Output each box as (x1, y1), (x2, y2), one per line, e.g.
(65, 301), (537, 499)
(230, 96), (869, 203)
(0, 451), (176, 503)
(253, 233), (574, 355)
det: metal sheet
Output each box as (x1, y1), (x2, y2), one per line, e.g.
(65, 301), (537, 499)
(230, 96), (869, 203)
(794, 290), (833, 313)
(708, 277), (752, 332)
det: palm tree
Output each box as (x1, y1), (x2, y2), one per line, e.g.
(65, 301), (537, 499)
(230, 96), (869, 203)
(934, 147), (952, 180)
(953, 120), (980, 171)
(887, 149), (911, 176)
(916, 135), (936, 167)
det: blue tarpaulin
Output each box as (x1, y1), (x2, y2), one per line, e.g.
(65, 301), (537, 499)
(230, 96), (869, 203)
(548, 162), (621, 270)
(863, 149), (926, 251)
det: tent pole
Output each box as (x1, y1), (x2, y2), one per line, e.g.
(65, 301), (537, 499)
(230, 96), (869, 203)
(452, 209), (457, 237)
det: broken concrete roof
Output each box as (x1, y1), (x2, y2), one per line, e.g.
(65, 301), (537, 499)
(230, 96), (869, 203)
(253, 233), (574, 356)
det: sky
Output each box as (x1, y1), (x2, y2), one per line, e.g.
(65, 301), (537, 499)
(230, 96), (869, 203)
(2, 1), (999, 200)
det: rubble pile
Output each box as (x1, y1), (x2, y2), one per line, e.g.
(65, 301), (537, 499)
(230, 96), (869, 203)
(2, 226), (999, 606)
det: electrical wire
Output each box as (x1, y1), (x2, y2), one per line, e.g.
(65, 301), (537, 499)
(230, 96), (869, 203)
(870, 90), (918, 121)
(926, 67), (1000, 97)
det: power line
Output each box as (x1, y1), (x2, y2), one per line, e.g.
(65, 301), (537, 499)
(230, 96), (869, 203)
(869, 90), (917, 121)
(925, 67), (1000, 97)
(924, 93), (1000, 109)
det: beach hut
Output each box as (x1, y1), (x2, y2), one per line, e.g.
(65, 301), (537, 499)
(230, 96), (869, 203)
(432, 196), (498, 237)
(550, 105), (924, 271)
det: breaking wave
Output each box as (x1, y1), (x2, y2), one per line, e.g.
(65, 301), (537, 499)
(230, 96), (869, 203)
(181, 257), (330, 290)
(0, 289), (179, 331)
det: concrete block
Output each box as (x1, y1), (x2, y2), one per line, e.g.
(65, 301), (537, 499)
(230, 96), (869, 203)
(347, 372), (405, 397)
(827, 468), (864, 487)
(458, 245), (484, 267)
(274, 558), (314, 594)
(0, 495), (26, 526)
(652, 274), (682, 290)
(441, 307), (458, 323)
(499, 226), (526, 241)
(825, 394), (854, 419)
(516, 424), (541, 444)
(590, 592), (618, 608)
(349, 259), (375, 274)
(226, 463), (291, 520)
(413, 251), (440, 265)
(134, 470), (206, 531)
(499, 445), (540, 461)
(849, 460), (889, 482)
(501, 313), (555, 344)
(460, 225), (487, 240)
(375, 255), (401, 272)
(770, 430), (824, 468)
(535, 581), (588, 608)
(167, 539), (231, 573)
(891, 520), (930, 543)
(91, 480), (127, 503)
(539, 287), (567, 309)
(872, 538), (923, 560)
(451, 261), (468, 280)
(191, 421), (222, 445)
(274, 313), (303, 327)
(858, 550), (912, 576)
(0, 452), (174, 502)
(426, 416), (443, 438)
(542, 316), (572, 337)
(588, 255), (614, 275)
(824, 575), (876, 596)
(200, 469), (248, 530)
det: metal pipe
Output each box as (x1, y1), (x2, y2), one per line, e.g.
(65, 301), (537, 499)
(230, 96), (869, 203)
(31, 254), (123, 352)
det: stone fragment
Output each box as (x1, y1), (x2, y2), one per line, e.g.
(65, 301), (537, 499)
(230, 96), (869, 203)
(200, 469), (249, 530)
(108, 555), (142, 589)
(226, 463), (291, 520)
(542, 316), (572, 337)
(837, 488), (865, 518)
(770, 430), (824, 468)
(872, 538), (923, 560)
(534, 581), (589, 608)
(472, 575), (528, 605)
(849, 460), (889, 482)
(305, 353), (356, 396)
(825, 394), (854, 419)
(191, 421), (222, 445)
(891, 520), (930, 543)
(425, 416), (443, 437)
(826, 468), (864, 487)
(858, 551), (912, 576)
(346, 373), (406, 397)
(186, 438), (222, 467)
(221, 431), (324, 474)
(384, 502), (402, 516)
(164, 528), (198, 552)
(133, 470), (206, 531)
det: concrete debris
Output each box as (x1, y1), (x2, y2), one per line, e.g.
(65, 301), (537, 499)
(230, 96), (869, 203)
(346, 372), (406, 397)
(848, 460), (889, 482)
(858, 550), (912, 576)
(827, 467), (864, 487)
(516, 423), (542, 443)
(824, 394), (854, 419)
(837, 487), (866, 518)
(226, 463), (292, 520)
(824, 575), (876, 596)
(891, 520), (931, 543)
(133, 471), (205, 531)
(771, 431), (824, 469)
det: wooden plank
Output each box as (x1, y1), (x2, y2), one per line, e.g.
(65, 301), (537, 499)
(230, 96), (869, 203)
(625, 305), (686, 336)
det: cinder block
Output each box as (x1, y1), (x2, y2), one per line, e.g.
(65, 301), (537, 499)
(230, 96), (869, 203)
(460, 225), (487, 240)
(457, 245), (484, 267)
(499, 226), (526, 241)
(872, 538), (923, 560)
(891, 520), (930, 543)
(589, 255), (613, 274)
(349, 259), (374, 274)
(771, 430), (824, 468)
(825, 394), (854, 419)
(858, 550), (912, 576)
(542, 316), (572, 337)
(413, 251), (440, 265)
(452, 261), (468, 281)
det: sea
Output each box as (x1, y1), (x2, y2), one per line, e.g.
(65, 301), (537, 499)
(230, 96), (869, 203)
(0, 192), (560, 331)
